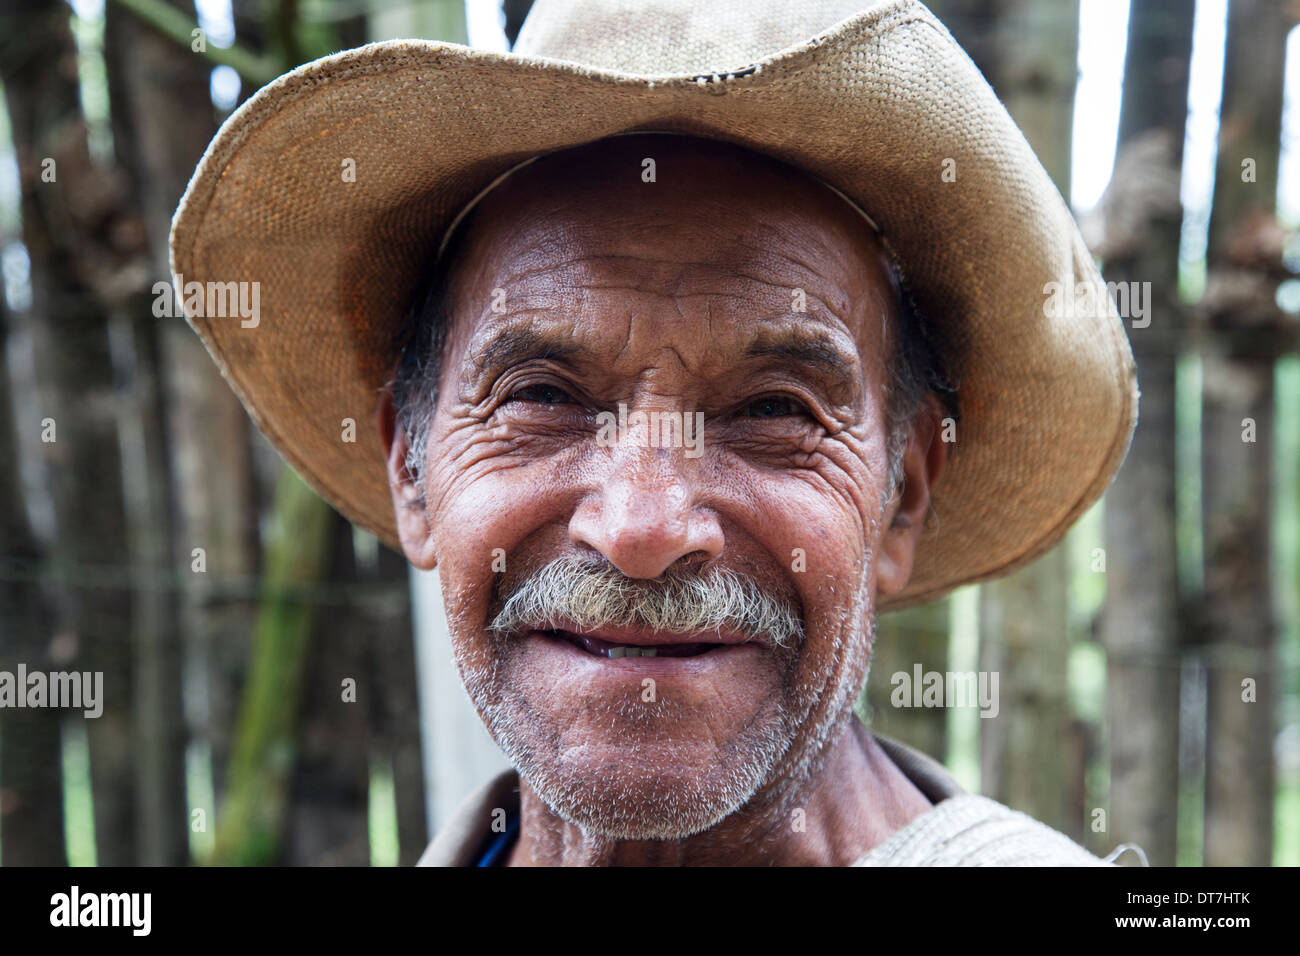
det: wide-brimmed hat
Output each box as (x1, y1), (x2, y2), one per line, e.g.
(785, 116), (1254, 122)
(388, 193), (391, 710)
(169, 0), (1138, 611)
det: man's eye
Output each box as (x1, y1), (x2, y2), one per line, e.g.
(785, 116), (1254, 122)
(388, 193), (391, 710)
(742, 395), (807, 418)
(507, 383), (577, 405)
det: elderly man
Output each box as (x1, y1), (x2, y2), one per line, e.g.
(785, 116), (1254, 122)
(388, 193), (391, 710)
(173, 0), (1137, 866)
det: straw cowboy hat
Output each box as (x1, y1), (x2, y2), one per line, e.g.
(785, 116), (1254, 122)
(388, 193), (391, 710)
(169, 0), (1138, 611)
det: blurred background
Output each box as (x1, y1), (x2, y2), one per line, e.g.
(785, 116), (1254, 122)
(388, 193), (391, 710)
(0, 0), (1297, 867)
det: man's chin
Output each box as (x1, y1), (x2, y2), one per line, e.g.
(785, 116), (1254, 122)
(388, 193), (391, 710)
(483, 707), (796, 839)
(514, 750), (770, 840)
(460, 630), (801, 839)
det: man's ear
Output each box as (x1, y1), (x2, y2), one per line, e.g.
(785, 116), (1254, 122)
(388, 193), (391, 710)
(876, 393), (949, 597)
(376, 388), (438, 570)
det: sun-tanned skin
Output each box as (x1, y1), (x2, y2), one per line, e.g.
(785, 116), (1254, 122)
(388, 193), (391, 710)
(377, 135), (949, 865)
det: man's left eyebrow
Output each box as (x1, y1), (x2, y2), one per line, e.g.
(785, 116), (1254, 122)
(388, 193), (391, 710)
(743, 329), (861, 401)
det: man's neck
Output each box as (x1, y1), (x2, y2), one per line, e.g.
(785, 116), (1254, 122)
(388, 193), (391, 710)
(505, 718), (934, 866)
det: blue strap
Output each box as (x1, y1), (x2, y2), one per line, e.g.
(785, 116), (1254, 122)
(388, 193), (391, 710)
(475, 813), (521, 867)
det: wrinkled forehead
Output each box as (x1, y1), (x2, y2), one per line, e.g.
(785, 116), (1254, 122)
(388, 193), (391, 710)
(439, 135), (903, 363)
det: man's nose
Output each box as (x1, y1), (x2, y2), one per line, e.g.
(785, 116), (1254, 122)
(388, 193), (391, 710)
(568, 448), (724, 580)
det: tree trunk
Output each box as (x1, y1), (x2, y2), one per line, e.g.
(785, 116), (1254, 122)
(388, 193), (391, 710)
(369, 545), (427, 864)
(0, 273), (65, 866)
(1, 0), (138, 866)
(284, 513), (369, 866)
(504, 0), (534, 47)
(105, 0), (259, 860)
(1095, 0), (1195, 867)
(1199, 0), (1291, 867)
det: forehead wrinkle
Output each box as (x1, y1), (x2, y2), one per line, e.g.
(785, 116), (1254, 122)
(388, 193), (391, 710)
(710, 268), (851, 321)
(467, 194), (879, 322)
(486, 199), (858, 278)
(498, 253), (855, 319)
(682, 197), (882, 291)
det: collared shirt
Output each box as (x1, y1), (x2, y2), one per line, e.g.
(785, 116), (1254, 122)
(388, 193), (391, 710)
(416, 733), (1111, 866)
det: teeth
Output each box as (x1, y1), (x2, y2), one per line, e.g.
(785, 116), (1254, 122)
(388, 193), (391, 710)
(608, 647), (626, 658)
(604, 646), (656, 658)
(642, 648), (657, 658)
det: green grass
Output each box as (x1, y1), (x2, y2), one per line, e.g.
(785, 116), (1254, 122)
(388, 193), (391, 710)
(367, 757), (399, 867)
(61, 718), (96, 867)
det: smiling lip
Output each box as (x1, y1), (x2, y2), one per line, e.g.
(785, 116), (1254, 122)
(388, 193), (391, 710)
(532, 623), (753, 659)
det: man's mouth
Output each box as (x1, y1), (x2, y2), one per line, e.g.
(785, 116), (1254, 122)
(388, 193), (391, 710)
(535, 627), (748, 659)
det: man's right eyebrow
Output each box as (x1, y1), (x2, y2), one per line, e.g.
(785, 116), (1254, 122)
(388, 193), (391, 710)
(458, 325), (585, 396)
(742, 326), (862, 404)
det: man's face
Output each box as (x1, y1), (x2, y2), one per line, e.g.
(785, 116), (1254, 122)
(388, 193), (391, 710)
(385, 136), (940, 839)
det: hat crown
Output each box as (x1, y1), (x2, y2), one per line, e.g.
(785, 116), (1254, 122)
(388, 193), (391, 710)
(514, 0), (879, 75)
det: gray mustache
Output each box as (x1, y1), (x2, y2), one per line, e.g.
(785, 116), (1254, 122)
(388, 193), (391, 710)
(489, 555), (803, 649)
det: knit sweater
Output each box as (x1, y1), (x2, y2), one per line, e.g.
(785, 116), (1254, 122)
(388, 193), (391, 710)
(416, 733), (1110, 866)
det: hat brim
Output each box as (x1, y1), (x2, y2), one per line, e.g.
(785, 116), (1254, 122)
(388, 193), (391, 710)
(170, 4), (1138, 611)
